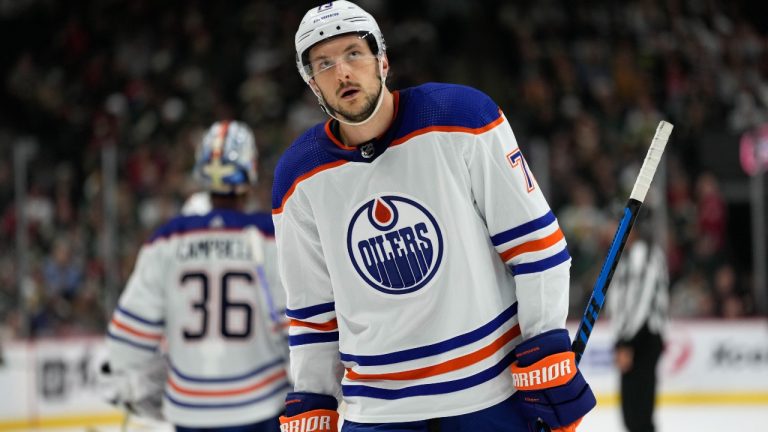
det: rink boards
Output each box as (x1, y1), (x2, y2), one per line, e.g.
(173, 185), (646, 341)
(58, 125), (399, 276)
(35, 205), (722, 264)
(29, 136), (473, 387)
(0, 320), (766, 430)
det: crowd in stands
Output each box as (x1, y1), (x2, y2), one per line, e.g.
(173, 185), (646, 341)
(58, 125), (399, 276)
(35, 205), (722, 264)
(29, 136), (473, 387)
(0, 0), (765, 338)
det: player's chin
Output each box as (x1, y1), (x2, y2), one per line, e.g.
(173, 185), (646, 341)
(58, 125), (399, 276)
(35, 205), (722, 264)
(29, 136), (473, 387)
(333, 105), (364, 121)
(339, 112), (366, 123)
(337, 95), (362, 109)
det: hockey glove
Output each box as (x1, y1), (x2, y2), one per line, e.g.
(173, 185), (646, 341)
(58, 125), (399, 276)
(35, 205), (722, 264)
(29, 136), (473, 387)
(510, 329), (596, 430)
(98, 361), (165, 421)
(279, 392), (339, 432)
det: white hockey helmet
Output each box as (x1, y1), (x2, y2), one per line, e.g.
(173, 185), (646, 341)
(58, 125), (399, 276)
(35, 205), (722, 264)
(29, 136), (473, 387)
(194, 120), (258, 194)
(295, 1), (386, 85)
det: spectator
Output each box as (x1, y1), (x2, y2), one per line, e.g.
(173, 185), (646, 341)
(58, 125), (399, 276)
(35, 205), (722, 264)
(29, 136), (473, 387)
(42, 236), (83, 302)
(0, 0), (764, 337)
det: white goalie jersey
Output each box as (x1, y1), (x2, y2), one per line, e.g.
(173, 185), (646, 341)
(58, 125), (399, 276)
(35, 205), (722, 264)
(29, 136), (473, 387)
(272, 83), (571, 422)
(106, 210), (289, 428)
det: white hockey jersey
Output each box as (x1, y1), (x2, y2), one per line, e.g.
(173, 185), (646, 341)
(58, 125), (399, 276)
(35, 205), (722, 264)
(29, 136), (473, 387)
(106, 210), (289, 428)
(272, 83), (571, 422)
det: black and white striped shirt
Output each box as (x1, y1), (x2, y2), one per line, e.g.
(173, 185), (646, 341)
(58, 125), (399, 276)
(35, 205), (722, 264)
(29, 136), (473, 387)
(608, 239), (669, 341)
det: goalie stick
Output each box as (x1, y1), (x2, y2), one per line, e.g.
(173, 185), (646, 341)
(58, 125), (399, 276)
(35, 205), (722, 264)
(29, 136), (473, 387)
(538, 120), (674, 432)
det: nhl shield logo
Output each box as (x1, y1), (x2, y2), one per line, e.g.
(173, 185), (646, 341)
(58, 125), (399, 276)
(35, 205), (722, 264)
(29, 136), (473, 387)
(346, 194), (444, 295)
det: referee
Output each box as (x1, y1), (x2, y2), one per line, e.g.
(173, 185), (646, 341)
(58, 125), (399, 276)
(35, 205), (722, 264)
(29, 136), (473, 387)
(608, 221), (669, 432)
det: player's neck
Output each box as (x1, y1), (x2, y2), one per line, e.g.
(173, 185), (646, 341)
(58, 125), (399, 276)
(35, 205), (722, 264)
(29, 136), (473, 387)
(338, 89), (394, 146)
(211, 193), (246, 212)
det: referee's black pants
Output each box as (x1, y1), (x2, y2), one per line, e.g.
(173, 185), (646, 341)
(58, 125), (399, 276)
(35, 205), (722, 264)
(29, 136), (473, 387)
(620, 326), (664, 432)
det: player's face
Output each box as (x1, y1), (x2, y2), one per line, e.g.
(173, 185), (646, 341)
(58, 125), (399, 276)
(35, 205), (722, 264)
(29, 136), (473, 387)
(308, 35), (385, 123)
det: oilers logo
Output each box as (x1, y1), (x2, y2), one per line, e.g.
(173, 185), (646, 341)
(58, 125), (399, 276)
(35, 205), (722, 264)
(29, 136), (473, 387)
(347, 195), (443, 295)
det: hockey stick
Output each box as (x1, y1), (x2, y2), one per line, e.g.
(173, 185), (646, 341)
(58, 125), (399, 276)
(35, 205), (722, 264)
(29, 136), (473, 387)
(538, 120), (673, 432)
(571, 120), (673, 363)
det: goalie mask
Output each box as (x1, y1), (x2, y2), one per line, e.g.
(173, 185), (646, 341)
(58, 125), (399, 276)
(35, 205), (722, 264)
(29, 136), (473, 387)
(295, 1), (387, 125)
(194, 121), (258, 195)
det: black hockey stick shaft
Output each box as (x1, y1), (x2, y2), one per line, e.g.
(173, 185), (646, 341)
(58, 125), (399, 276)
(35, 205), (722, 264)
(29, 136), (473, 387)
(537, 120), (673, 432)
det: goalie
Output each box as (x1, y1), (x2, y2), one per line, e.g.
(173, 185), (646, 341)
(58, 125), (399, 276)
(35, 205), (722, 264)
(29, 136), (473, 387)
(104, 121), (289, 431)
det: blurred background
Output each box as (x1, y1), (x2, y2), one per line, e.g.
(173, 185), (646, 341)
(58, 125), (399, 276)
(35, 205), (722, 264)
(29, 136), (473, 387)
(0, 0), (766, 430)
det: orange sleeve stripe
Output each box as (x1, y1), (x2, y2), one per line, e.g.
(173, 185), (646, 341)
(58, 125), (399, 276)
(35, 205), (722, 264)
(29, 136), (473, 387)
(272, 159), (348, 215)
(168, 369), (287, 397)
(345, 324), (520, 381)
(290, 318), (338, 331)
(499, 228), (565, 262)
(110, 318), (162, 341)
(390, 108), (504, 147)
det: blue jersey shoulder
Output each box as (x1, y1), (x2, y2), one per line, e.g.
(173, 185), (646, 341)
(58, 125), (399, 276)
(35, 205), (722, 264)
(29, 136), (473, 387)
(272, 123), (341, 210)
(148, 210), (274, 243)
(249, 212), (275, 237)
(397, 83), (501, 133)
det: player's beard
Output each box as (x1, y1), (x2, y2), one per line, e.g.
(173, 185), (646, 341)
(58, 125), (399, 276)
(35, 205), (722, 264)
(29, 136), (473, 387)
(324, 75), (382, 123)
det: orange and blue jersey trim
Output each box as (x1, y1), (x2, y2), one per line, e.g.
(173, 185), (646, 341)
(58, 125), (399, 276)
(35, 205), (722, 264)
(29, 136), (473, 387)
(491, 211), (557, 247)
(342, 352), (516, 399)
(389, 109), (504, 148)
(286, 302), (339, 346)
(164, 384), (291, 409)
(107, 306), (163, 352)
(165, 357), (290, 409)
(345, 324), (520, 381)
(499, 227), (565, 262)
(491, 211), (571, 275)
(109, 318), (162, 341)
(339, 303), (519, 400)
(167, 369), (287, 397)
(339, 302), (517, 366)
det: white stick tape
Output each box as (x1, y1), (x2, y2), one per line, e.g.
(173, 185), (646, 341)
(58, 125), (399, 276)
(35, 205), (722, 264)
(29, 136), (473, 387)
(629, 120), (674, 203)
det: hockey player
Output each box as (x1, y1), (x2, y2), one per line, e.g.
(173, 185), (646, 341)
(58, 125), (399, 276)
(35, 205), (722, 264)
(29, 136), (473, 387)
(272, 2), (596, 431)
(106, 120), (289, 432)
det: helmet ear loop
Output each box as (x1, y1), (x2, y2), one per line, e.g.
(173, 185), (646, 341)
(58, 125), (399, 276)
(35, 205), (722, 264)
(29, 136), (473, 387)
(375, 55), (388, 103)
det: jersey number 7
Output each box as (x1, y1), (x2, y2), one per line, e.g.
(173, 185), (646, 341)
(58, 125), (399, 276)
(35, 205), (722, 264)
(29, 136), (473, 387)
(506, 148), (536, 192)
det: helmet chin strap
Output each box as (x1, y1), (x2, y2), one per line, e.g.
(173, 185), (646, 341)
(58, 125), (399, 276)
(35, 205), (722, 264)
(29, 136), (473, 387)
(313, 57), (387, 127)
